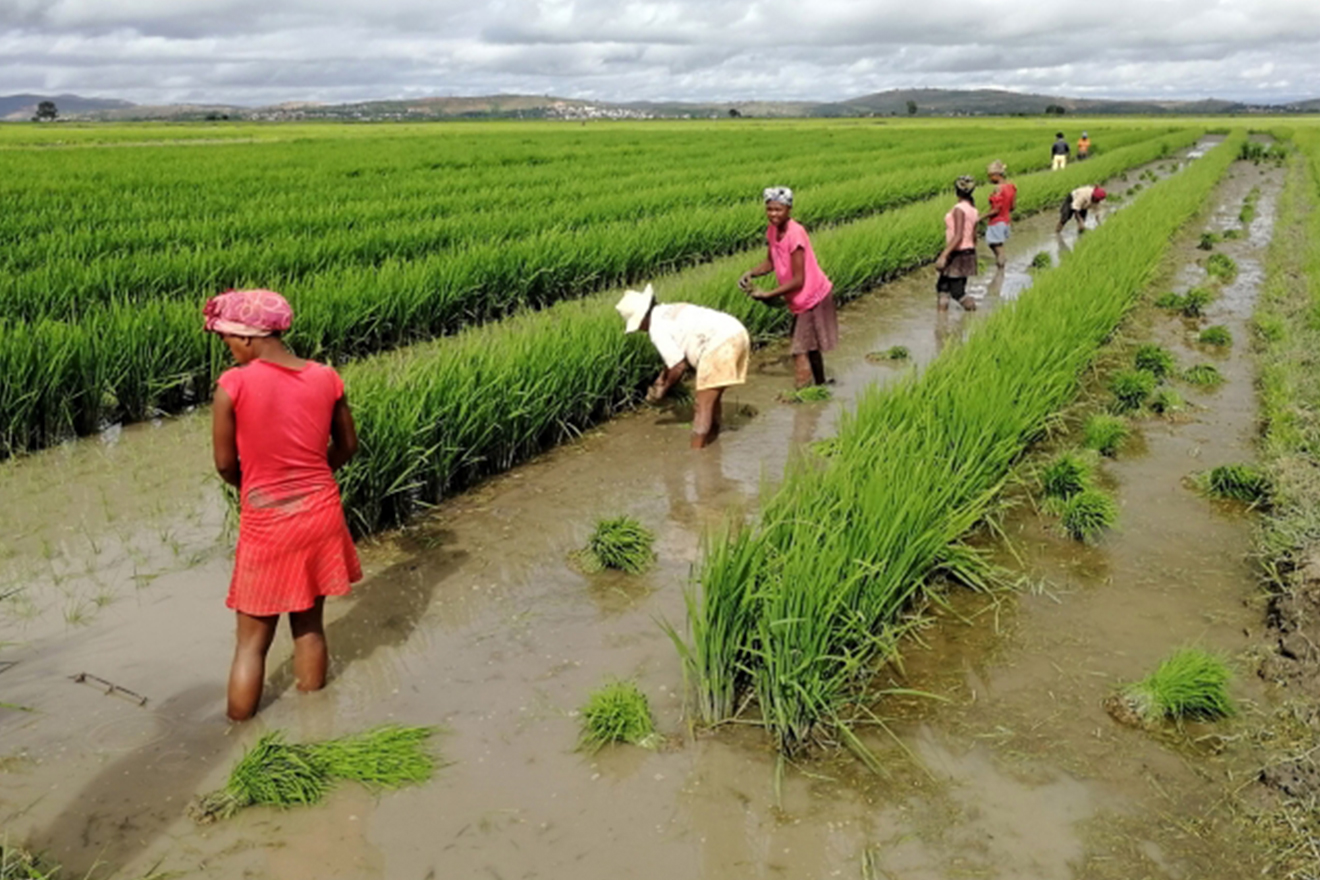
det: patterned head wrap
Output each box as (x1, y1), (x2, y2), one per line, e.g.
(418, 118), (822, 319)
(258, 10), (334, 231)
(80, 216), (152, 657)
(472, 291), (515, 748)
(203, 289), (294, 337)
(763, 186), (793, 206)
(986, 160), (1007, 176)
(955, 176), (977, 197)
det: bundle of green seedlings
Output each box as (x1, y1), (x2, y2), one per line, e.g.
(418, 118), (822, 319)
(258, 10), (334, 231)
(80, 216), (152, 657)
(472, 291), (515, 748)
(1037, 451), (1117, 541)
(187, 725), (436, 824)
(1134, 343), (1176, 378)
(578, 679), (661, 753)
(1111, 646), (1235, 726)
(780, 385), (833, 404)
(1202, 463), (1271, 503)
(1206, 252), (1238, 282)
(866, 345), (909, 363)
(674, 134), (1243, 752)
(1198, 231), (1221, 250)
(1030, 251), (1053, 270)
(1084, 413), (1130, 457)
(577, 516), (655, 574)
(1155, 286), (1216, 317)
(1060, 488), (1119, 542)
(1199, 324), (1232, 346)
(1183, 363), (1225, 386)
(1109, 369), (1157, 412)
(1148, 387), (1186, 416)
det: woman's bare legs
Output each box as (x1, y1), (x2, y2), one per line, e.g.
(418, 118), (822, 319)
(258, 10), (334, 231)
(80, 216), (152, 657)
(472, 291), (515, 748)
(228, 611), (279, 721)
(692, 388), (724, 449)
(792, 353), (814, 388)
(290, 597), (328, 693)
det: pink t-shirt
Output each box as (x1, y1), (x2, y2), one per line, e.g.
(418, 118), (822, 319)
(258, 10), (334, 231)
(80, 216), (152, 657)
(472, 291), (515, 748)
(217, 359), (344, 508)
(944, 202), (978, 250)
(767, 219), (833, 315)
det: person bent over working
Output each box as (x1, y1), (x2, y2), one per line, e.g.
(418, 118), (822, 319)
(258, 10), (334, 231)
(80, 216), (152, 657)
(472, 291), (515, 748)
(617, 284), (750, 450)
(740, 186), (837, 389)
(1051, 132), (1070, 170)
(1056, 185), (1107, 234)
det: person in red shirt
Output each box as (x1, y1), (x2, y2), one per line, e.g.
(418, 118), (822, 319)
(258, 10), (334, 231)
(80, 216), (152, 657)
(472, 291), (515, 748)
(205, 289), (362, 721)
(985, 160), (1017, 269)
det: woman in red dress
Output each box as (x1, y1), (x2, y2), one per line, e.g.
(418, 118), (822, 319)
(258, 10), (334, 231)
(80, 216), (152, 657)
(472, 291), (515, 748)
(204, 289), (362, 721)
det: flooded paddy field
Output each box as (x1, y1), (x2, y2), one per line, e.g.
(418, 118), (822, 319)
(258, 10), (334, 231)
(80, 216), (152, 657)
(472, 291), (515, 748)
(1, 142), (1291, 879)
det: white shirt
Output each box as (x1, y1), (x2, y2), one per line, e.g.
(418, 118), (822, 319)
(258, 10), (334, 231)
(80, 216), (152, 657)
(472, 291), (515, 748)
(1071, 186), (1099, 211)
(647, 303), (746, 369)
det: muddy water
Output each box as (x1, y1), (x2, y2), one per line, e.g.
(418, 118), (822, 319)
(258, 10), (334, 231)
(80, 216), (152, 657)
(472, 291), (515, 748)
(0, 143), (1265, 880)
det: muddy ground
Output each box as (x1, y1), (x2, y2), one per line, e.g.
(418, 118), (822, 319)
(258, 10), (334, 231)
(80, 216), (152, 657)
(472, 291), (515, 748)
(0, 143), (1294, 879)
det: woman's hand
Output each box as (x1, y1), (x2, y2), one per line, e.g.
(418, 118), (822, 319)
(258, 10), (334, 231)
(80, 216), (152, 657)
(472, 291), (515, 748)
(738, 272), (756, 293)
(934, 256), (947, 271)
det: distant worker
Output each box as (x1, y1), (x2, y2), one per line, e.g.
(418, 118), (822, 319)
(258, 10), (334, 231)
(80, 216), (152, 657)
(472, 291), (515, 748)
(935, 176), (980, 312)
(1056, 184), (1107, 234)
(985, 160), (1016, 269)
(1051, 132), (1070, 170)
(617, 284), (750, 450)
(1078, 131), (1092, 161)
(739, 186), (837, 388)
(205, 289), (362, 722)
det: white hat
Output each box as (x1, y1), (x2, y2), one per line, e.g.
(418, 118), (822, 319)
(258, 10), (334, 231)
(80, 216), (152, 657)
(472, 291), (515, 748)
(616, 283), (655, 334)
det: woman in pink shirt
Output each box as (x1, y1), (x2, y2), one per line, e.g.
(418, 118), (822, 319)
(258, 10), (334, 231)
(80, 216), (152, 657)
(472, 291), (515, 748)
(739, 186), (837, 388)
(205, 289), (362, 721)
(935, 176), (980, 312)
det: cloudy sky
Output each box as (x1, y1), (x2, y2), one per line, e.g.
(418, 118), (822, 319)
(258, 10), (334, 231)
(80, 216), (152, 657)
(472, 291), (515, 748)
(2, 0), (1319, 106)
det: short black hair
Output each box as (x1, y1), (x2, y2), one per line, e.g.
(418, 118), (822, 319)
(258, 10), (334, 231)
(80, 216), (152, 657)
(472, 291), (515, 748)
(1056, 132), (1065, 138)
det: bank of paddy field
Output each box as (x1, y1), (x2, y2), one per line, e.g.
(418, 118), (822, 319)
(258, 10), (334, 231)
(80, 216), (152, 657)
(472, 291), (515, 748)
(0, 120), (1185, 456)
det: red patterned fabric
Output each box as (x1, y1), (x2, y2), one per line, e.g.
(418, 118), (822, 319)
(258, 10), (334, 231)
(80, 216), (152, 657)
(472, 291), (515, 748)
(204, 289), (294, 337)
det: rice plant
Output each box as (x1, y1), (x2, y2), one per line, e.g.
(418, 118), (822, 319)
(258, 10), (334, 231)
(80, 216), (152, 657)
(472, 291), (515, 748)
(866, 345), (909, 363)
(1197, 232), (1220, 250)
(1206, 252), (1238, 282)
(1109, 369), (1157, 412)
(1084, 413), (1130, 457)
(1118, 647), (1235, 723)
(810, 437), (841, 457)
(1202, 463), (1271, 503)
(1221, 228), (1243, 240)
(1198, 324), (1232, 346)
(1060, 488), (1118, 542)
(1154, 291), (1186, 310)
(1180, 287), (1215, 317)
(578, 679), (660, 753)
(781, 385), (833, 403)
(1030, 251), (1052, 270)
(1134, 343), (1175, 378)
(1038, 451), (1094, 501)
(577, 516), (655, 574)
(0, 844), (57, 880)
(1183, 363), (1225, 386)
(188, 725), (437, 823)
(1148, 387), (1186, 416)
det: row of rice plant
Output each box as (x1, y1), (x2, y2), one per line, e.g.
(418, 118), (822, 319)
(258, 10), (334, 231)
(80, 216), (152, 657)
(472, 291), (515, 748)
(325, 130), (1201, 535)
(674, 133), (1243, 755)
(0, 127), (1199, 459)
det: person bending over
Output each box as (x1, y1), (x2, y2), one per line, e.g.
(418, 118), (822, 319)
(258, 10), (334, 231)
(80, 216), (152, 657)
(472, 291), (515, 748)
(1056, 185), (1107, 234)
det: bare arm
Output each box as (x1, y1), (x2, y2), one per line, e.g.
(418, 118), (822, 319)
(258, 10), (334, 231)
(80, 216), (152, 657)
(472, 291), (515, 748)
(738, 250), (776, 292)
(327, 395), (359, 471)
(935, 209), (966, 270)
(212, 387), (241, 488)
(647, 360), (689, 403)
(753, 248), (805, 301)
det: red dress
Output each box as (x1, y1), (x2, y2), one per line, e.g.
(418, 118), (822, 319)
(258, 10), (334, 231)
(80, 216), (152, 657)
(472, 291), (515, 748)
(217, 360), (361, 616)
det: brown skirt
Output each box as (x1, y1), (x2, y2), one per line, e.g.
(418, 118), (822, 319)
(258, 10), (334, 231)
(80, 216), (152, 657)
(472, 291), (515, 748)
(791, 294), (839, 355)
(940, 248), (978, 279)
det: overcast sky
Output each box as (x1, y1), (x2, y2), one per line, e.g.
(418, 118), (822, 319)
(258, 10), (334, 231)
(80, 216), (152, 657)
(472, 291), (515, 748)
(2, 0), (1318, 106)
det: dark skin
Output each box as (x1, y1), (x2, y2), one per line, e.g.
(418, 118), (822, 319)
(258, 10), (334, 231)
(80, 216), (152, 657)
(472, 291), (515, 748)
(639, 309), (724, 449)
(935, 194), (979, 313)
(212, 333), (359, 721)
(987, 171), (1008, 269)
(739, 201), (826, 388)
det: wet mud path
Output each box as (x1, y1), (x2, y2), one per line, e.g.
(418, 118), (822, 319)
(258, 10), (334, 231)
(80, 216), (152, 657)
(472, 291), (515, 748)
(1, 142), (1284, 879)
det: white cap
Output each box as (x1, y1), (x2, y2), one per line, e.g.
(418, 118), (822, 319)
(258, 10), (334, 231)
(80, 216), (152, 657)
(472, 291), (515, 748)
(615, 283), (655, 334)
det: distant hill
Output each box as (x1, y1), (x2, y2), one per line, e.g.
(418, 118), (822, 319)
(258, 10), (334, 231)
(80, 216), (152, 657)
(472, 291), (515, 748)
(0, 93), (134, 121)
(9, 88), (1318, 124)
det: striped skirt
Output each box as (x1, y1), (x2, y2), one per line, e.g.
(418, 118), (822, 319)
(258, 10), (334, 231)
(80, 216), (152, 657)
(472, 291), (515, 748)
(227, 484), (361, 616)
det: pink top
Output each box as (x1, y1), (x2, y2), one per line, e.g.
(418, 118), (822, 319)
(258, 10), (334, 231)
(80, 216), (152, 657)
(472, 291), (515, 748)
(944, 202), (978, 250)
(217, 360), (344, 508)
(767, 219), (833, 315)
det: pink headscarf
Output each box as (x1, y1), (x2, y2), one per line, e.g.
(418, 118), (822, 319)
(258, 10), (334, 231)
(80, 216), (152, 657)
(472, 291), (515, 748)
(203, 289), (293, 337)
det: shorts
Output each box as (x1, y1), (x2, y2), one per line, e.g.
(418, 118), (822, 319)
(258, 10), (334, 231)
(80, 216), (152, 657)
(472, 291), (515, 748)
(1059, 197), (1088, 225)
(936, 275), (969, 300)
(695, 331), (750, 391)
(790, 294), (839, 355)
(1052, 154), (1068, 170)
(986, 223), (1011, 246)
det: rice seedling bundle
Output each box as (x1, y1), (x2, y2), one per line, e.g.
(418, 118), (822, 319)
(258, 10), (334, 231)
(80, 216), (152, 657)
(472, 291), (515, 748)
(577, 516), (655, 574)
(866, 345), (910, 363)
(1084, 413), (1130, 457)
(1197, 232), (1220, 250)
(1117, 647), (1235, 723)
(781, 385), (833, 403)
(1109, 369), (1157, 412)
(1060, 488), (1119, 542)
(1204, 463), (1271, 503)
(675, 133), (1242, 752)
(1183, 363), (1225, 386)
(1221, 227), (1243, 240)
(1205, 252), (1239, 281)
(1134, 343), (1176, 377)
(1148, 387), (1186, 416)
(1180, 287), (1216, 316)
(1154, 291), (1186, 309)
(1198, 324), (1233, 346)
(1030, 251), (1053, 270)
(1039, 451), (1094, 501)
(578, 679), (660, 752)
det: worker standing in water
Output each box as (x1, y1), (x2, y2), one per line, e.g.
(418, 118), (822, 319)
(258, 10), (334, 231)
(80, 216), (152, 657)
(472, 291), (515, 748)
(1078, 131), (1092, 161)
(1051, 132), (1070, 170)
(985, 160), (1016, 269)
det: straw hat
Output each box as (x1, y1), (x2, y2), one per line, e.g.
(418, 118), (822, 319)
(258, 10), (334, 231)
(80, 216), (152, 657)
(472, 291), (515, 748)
(616, 283), (655, 333)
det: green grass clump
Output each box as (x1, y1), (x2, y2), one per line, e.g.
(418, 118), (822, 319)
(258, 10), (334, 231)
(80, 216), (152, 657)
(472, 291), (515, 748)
(578, 679), (659, 753)
(1183, 364), (1224, 386)
(1120, 647), (1235, 722)
(1084, 413), (1130, 457)
(1060, 488), (1118, 542)
(810, 437), (840, 458)
(188, 726), (437, 824)
(1109, 369), (1157, 412)
(1203, 463), (1271, 503)
(1154, 291), (1185, 310)
(1206, 252), (1238, 282)
(1222, 228), (1243, 240)
(578, 516), (655, 574)
(1198, 324), (1232, 346)
(0, 845), (58, 880)
(1039, 451), (1094, 501)
(1030, 251), (1053, 270)
(1180, 287), (1215, 317)
(1148, 387), (1186, 416)
(781, 385), (833, 403)
(866, 346), (909, 363)
(1134, 344), (1175, 378)
(1197, 232), (1220, 250)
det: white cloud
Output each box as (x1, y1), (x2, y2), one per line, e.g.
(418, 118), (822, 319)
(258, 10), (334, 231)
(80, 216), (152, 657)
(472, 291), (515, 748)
(0, 0), (1317, 104)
